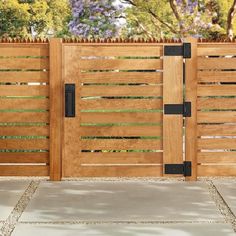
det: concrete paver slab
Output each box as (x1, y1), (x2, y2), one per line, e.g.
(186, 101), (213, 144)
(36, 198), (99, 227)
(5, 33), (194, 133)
(12, 223), (235, 236)
(0, 181), (29, 220)
(20, 181), (222, 222)
(213, 181), (236, 216)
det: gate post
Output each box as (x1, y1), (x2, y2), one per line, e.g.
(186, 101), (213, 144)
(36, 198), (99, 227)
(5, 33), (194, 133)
(185, 37), (198, 181)
(49, 38), (63, 181)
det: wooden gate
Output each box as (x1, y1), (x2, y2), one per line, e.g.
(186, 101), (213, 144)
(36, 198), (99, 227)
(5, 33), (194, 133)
(62, 40), (194, 178)
(3, 38), (236, 180)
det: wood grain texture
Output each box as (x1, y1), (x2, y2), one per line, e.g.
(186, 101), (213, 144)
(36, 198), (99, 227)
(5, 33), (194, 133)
(198, 138), (236, 149)
(0, 126), (49, 136)
(62, 46), (82, 178)
(198, 58), (236, 70)
(185, 38), (198, 181)
(0, 138), (49, 150)
(79, 59), (162, 70)
(80, 72), (162, 83)
(198, 98), (236, 110)
(49, 38), (63, 181)
(79, 152), (162, 164)
(198, 125), (236, 136)
(198, 85), (236, 96)
(0, 152), (49, 163)
(81, 139), (162, 150)
(80, 112), (162, 123)
(197, 165), (236, 176)
(198, 46), (236, 56)
(80, 46), (162, 57)
(80, 99), (162, 110)
(0, 112), (49, 122)
(0, 58), (49, 69)
(163, 53), (183, 172)
(81, 85), (162, 97)
(198, 112), (236, 123)
(0, 165), (49, 176)
(198, 152), (236, 163)
(198, 71), (236, 82)
(79, 126), (162, 136)
(0, 99), (49, 110)
(64, 166), (163, 177)
(0, 85), (49, 96)
(0, 71), (49, 83)
(0, 45), (49, 57)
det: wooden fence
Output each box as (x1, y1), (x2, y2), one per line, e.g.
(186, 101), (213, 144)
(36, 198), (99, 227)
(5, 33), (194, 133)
(0, 38), (235, 180)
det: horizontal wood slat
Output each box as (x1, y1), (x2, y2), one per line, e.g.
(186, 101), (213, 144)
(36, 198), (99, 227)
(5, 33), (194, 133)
(80, 46), (162, 57)
(68, 166), (163, 177)
(0, 152), (49, 163)
(0, 99), (49, 110)
(0, 72), (49, 83)
(198, 47), (236, 56)
(0, 165), (49, 176)
(81, 112), (162, 123)
(197, 85), (236, 96)
(79, 152), (162, 164)
(79, 59), (162, 70)
(198, 152), (236, 163)
(0, 58), (49, 69)
(198, 71), (236, 82)
(0, 139), (49, 149)
(197, 165), (236, 176)
(0, 126), (49, 136)
(81, 139), (162, 150)
(0, 86), (49, 96)
(198, 58), (236, 70)
(0, 46), (49, 57)
(81, 99), (162, 110)
(81, 86), (162, 97)
(79, 126), (162, 136)
(198, 98), (236, 109)
(198, 138), (236, 149)
(0, 112), (49, 122)
(80, 72), (162, 83)
(198, 125), (236, 136)
(198, 112), (236, 123)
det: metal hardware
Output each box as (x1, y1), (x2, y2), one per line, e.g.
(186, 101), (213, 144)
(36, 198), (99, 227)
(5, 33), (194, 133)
(164, 43), (191, 58)
(164, 102), (191, 117)
(164, 161), (192, 177)
(65, 84), (75, 117)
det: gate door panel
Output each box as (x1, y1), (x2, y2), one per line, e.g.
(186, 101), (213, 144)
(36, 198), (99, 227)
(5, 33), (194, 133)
(62, 42), (187, 178)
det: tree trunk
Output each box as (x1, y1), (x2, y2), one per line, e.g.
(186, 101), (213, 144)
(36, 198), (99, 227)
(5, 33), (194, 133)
(227, 0), (236, 40)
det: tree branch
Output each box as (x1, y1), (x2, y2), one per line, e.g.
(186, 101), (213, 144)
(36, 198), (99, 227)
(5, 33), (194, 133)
(169, 0), (184, 35)
(227, 0), (236, 39)
(121, 0), (179, 35)
(132, 16), (155, 38)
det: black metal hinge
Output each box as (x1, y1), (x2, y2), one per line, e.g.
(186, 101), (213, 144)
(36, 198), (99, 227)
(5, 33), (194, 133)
(165, 161), (192, 177)
(164, 43), (191, 58)
(164, 102), (191, 117)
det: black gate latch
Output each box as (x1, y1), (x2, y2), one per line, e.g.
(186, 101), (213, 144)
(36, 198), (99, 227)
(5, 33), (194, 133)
(164, 102), (191, 117)
(165, 161), (192, 177)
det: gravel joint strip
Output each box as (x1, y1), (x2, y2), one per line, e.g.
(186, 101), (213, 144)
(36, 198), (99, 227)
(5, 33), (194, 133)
(206, 180), (236, 232)
(0, 181), (40, 236)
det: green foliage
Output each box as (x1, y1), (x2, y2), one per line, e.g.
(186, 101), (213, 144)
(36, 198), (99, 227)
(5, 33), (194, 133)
(121, 0), (236, 39)
(0, 0), (71, 38)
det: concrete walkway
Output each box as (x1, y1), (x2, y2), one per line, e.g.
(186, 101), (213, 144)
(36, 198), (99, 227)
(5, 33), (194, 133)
(0, 178), (235, 236)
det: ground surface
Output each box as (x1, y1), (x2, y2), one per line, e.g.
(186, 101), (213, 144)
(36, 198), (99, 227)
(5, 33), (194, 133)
(0, 178), (235, 236)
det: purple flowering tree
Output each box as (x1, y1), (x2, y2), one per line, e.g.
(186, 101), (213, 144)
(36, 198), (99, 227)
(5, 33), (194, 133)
(69, 0), (123, 38)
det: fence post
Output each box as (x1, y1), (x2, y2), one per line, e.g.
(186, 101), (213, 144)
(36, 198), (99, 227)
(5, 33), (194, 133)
(185, 37), (198, 181)
(49, 38), (63, 181)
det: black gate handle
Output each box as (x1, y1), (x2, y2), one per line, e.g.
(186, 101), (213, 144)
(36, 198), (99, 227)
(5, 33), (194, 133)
(65, 84), (75, 117)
